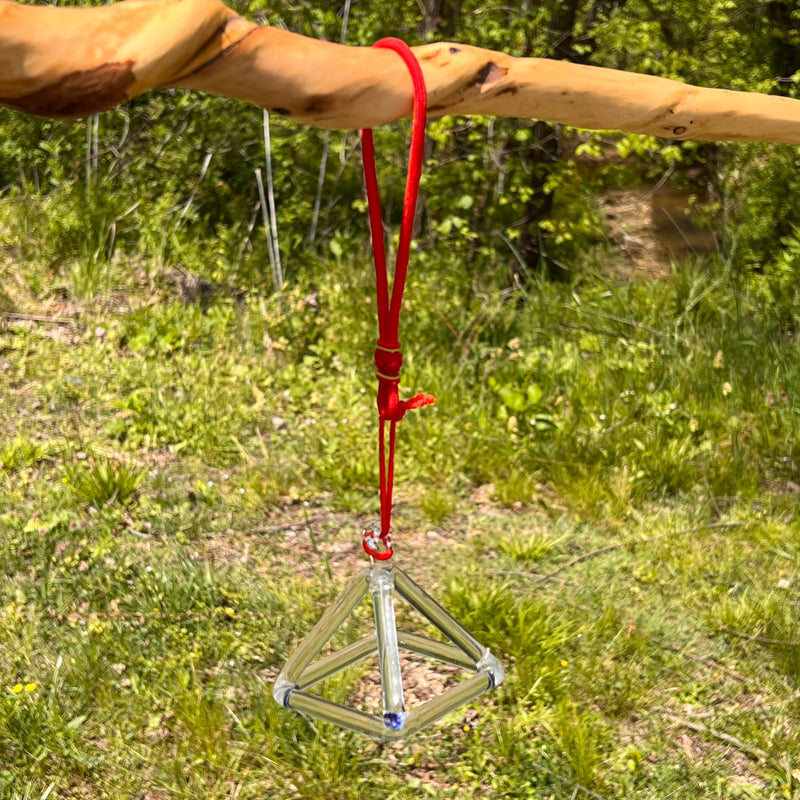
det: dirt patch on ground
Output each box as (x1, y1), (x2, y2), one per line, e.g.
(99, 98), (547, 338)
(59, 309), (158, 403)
(599, 185), (718, 278)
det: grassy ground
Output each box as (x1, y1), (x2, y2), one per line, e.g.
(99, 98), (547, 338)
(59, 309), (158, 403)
(1, 243), (799, 799)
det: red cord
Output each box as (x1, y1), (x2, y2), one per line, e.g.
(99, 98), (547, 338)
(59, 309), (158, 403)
(360, 39), (434, 560)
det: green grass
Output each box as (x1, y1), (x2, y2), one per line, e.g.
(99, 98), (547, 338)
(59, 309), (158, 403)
(1, 236), (800, 798)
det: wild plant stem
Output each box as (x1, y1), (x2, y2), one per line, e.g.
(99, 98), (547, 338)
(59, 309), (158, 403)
(308, 0), (351, 246)
(260, 110), (283, 291)
(528, 521), (744, 586)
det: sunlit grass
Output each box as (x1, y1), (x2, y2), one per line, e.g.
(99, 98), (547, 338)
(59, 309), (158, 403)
(1, 248), (799, 798)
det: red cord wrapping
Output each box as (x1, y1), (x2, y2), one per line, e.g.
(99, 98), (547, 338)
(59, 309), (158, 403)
(360, 39), (434, 560)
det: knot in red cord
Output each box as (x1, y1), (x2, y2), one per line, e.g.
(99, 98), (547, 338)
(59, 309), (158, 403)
(374, 340), (403, 381)
(374, 341), (435, 422)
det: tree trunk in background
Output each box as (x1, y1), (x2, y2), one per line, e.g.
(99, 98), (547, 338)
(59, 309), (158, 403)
(419, 0), (462, 40)
(547, 0), (581, 61)
(515, 0), (581, 280)
(767, 0), (800, 95)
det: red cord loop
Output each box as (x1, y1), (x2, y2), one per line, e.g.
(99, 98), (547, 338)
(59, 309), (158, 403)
(360, 38), (432, 559)
(362, 526), (393, 561)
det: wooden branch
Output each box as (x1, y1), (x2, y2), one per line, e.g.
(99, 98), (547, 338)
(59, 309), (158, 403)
(4, 0), (800, 144)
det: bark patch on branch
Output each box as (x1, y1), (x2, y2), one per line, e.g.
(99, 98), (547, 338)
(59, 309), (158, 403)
(428, 59), (512, 114)
(169, 19), (255, 84)
(1, 61), (136, 118)
(473, 62), (508, 91)
(304, 94), (332, 115)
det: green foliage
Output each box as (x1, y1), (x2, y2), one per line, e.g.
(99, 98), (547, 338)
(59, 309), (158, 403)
(0, 436), (53, 472)
(64, 457), (144, 508)
(419, 482), (457, 524)
(710, 584), (800, 682)
(547, 699), (605, 788)
(497, 529), (560, 562)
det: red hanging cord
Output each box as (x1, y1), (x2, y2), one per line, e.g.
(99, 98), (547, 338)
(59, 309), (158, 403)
(360, 38), (434, 560)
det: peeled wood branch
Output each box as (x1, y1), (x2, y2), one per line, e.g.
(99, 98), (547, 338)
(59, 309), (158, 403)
(3, 0), (800, 144)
